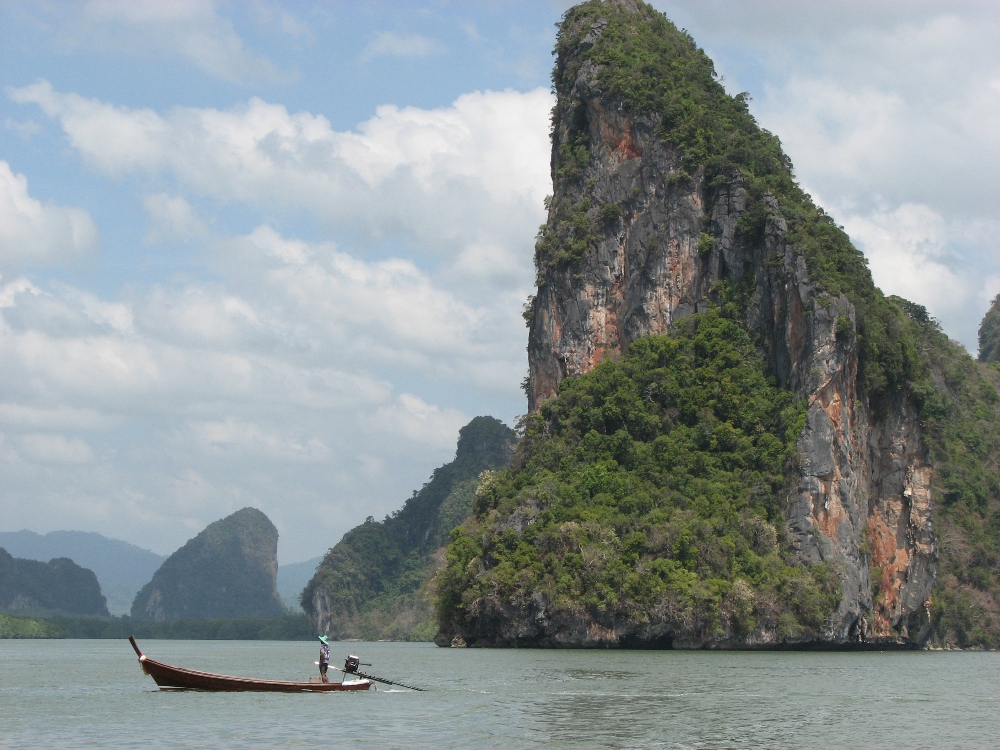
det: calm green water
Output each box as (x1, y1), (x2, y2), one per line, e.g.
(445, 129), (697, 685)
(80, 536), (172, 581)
(1, 640), (997, 748)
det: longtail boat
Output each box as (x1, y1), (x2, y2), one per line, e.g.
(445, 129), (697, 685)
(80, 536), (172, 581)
(128, 636), (373, 692)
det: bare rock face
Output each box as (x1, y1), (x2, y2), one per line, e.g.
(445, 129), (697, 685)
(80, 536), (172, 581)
(523, 1), (935, 646)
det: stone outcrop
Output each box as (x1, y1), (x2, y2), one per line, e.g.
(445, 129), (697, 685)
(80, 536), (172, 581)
(979, 293), (1000, 363)
(0, 530), (164, 615)
(513, 0), (936, 647)
(0, 547), (109, 617)
(131, 507), (284, 621)
(304, 416), (515, 641)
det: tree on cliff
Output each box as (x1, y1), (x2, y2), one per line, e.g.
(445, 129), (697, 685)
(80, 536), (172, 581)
(131, 507), (284, 621)
(302, 416), (514, 641)
(978, 294), (1000, 363)
(438, 309), (840, 647)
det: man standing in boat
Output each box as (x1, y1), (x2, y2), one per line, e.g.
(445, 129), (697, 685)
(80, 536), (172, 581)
(318, 636), (331, 682)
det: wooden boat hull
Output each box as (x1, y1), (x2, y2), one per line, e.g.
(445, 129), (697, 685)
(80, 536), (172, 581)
(129, 637), (373, 692)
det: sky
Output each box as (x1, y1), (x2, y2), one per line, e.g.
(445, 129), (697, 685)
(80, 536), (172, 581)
(1, 0), (997, 565)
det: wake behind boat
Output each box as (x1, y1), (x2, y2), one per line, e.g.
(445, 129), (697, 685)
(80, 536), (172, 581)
(128, 636), (373, 692)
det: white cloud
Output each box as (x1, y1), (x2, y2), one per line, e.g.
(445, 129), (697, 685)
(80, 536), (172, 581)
(0, 220), (525, 554)
(0, 160), (99, 270)
(5, 328), (160, 400)
(0, 277), (40, 308)
(838, 202), (968, 322)
(136, 285), (260, 348)
(186, 418), (329, 463)
(17, 433), (95, 465)
(79, 0), (280, 84)
(153, 225), (528, 392)
(654, 0), (998, 44)
(362, 31), (446, 61)
(225, 226), (493, 369)
(0, 281), (132, 347)
(756, 33), (999, 218)
(9, 82), (552, 293)
(57, 284), (134, 333)
(142, 193), (207, 244)
(8, 82), (166, 177)
(0, 403), (118, 431)
(372, 392), (468, 451)
(5, 118), (40, 140)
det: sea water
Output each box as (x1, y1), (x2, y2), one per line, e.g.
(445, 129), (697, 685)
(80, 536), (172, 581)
(1, 639), (998, 749)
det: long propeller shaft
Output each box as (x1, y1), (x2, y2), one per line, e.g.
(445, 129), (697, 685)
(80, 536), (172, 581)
(349, 669), (424, 691)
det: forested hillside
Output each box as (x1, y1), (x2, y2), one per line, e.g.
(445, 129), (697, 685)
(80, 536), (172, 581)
(131, 507), (284, 621)
(303, 416), (514, 640)
(439, 309), (839, 647)
(0, 530), (163, 615)
(978, 294), (1000, 363)
(0, 548), (108, 617)
(917, 302), (1000, 646)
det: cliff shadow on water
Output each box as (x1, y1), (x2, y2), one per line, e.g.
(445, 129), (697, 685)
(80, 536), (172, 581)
(434, 0), (1000, 650)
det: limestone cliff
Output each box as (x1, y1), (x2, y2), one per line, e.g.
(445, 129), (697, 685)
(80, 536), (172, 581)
(0, 547), (109, 617)
(131, 507), (284, 621)
(978, 293), (1000, 363)
(443, 0), (939, 648)
(0, 530), (164, 615)
(304, 417), (514, 640)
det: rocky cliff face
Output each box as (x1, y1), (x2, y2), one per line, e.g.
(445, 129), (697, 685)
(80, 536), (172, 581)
(518, 0), (935, 646)
(0, 547), (109, 617)
(979, 293), (1000, 363)
(0, 530), (164, 616)
(131, 507), (284, 621)
(304, 417), (514, 640)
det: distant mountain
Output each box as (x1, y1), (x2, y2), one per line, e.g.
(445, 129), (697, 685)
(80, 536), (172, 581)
(303, 416), (515, 640)
(0, 530), (164, 616)
(277, 557), (322, 610)
(0, 548), (109, 617)
(131, 507), (285, 621)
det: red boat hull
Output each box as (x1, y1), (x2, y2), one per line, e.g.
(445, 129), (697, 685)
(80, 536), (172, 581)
(129, 637), (373, 692)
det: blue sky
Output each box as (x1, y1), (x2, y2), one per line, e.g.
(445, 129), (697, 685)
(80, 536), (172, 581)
(1, 0), (997, 564)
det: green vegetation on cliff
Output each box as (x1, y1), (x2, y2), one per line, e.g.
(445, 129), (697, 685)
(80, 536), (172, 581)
(131, 507), (284, 621)
(444, 0), (1000, 650)
(439, 309), (840, 644)
(303, 417), (514, 641)
(896, 300), (1000, 647)
(547, 0), (917, 415)
(0, 530), (164, 616)
(978, 293), (1000, 363)
(0, 548), (109, 617)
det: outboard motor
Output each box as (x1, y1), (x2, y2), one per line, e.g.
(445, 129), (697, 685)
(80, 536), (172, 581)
(339, 653), (423, 691)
